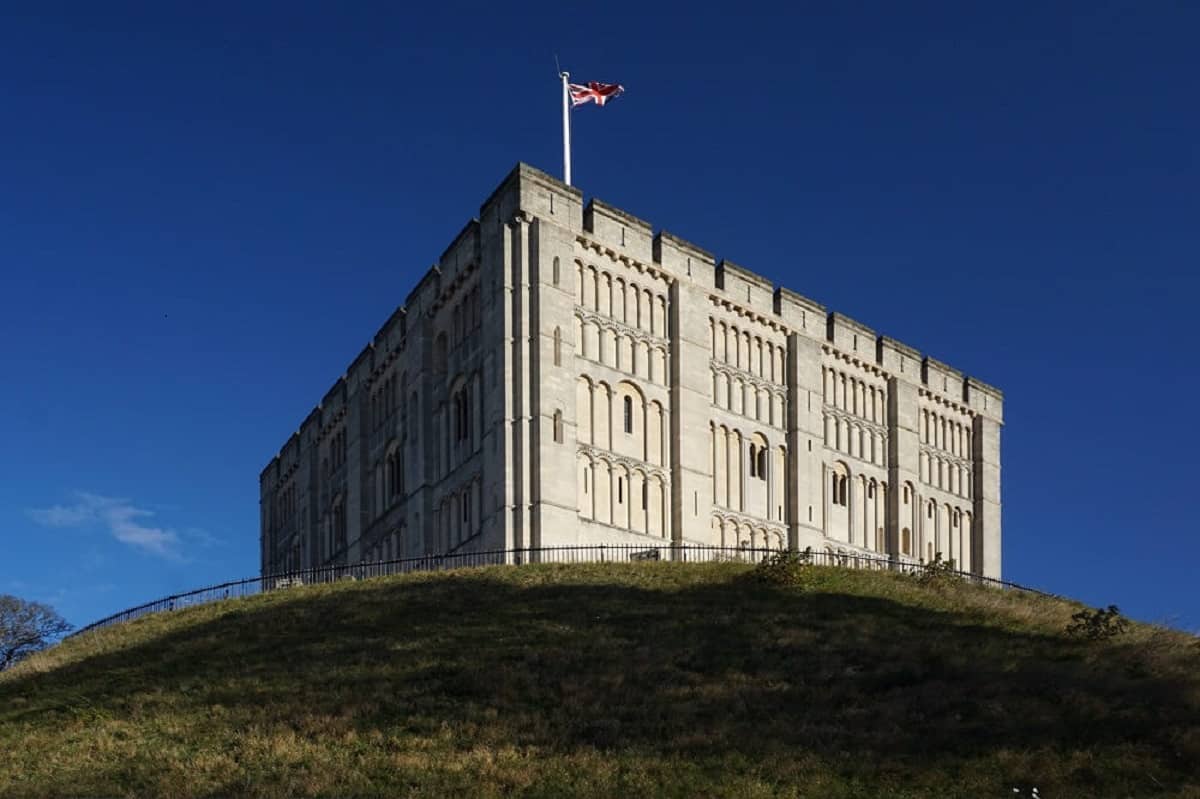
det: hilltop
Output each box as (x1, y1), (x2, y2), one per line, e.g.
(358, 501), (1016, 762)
(1, 561), (1197, 798)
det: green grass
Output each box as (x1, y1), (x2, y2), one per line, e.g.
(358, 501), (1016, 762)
(1, 562), (1198, 798)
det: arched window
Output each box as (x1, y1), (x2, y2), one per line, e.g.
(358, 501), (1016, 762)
(434, 333), (448, 374)
(553, 409), (563, 443)
(749, 443), (758, 477)
(386, 446), (403, 501)
(552, 256), (561, 285)
(831, 471), (849, 507)
(452, 385), (472, 442)
(623, 395), (633, 434)
(757, 447), (767, 481)
(553, 327), (562, 366)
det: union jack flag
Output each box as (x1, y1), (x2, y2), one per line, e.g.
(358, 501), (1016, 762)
(569, 81), (625, 107)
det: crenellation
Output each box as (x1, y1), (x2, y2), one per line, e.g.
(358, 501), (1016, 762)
(372, 306), (407, 351)
(300, 409), (321, 447)
(480, 162), (582, 233)
(826, 313), (876, 360)
(403, 266), (441, 311)
(716, 260), (774, 309)
(922, 357), (965, 400)
(964, 377), (1004, 422)
(260, 162), (1003, 579)
(348, 345), (375, 387)
(321, 378), (346, 412)
(653, 230), (715, 284)
(584, 198), (654, 263)
(774, 287), (825, 335)
(877, 336), (922, 378)
(260, 456), (279, 484)
(438, 219), (480, 272)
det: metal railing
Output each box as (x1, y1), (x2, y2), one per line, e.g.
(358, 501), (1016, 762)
(67, 545), (1054, 637)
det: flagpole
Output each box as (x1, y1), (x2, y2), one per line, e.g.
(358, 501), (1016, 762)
(560, 70), (572, 186)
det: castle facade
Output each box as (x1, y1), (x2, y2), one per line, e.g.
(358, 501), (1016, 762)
(260, 164), (1003, 577)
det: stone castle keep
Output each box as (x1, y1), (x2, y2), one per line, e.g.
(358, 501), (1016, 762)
(260, 163), (1003, 578)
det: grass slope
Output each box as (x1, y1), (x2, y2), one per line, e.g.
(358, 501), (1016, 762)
(1, 562), (1198, 798)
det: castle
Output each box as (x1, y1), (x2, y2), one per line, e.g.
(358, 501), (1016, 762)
(259, 164), (1003, 578)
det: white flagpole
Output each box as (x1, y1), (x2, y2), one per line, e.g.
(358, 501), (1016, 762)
(560, 70), (572, 186)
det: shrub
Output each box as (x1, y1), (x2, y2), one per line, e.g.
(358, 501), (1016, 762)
(754, 550), (812, 588)
(915, 552), (959, 589)
(1065, 605), (1129, 641)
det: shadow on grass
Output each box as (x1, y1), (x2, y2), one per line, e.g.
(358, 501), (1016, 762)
(1, 566), (1197, 795)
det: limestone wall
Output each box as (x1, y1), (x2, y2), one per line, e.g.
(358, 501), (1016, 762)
(260, 162), (1005, 579)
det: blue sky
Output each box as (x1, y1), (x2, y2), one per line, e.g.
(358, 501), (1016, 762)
(2, 3), (1197, 632)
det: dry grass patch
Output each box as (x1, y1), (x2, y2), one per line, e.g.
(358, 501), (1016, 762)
(1, 562), (1198, 798)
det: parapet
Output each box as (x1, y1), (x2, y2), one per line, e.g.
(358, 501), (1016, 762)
(877, 336), (921, 377)
(923, 357), (964, 400)
(438, 219), (481, 284)
(826, 313), (876, 360)
(480, 162), (583, 233)
(584, 198), (654, 264)
(773, 288), (824, 335)
(653, 231), (715, 285)
(259, 456), (278, 486)
(263, 160), (1008, 477)
(372, 305), (407, 351)
(321, 377), (347, 414)
(348, 344), (375, 388)
(299, 408), (322, 450)
(964, 376), (1004, 421)
(716, 260), (774, 311)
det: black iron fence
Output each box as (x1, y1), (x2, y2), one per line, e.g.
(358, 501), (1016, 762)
(67, 544), (1055, 638)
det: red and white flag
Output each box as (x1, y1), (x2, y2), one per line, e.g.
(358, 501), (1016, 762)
(569, 81), (625, 107)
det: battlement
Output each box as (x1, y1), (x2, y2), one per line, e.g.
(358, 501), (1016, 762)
(653, 231), (715, 284)
(826, 313), (876, 360)
(716, 260), (774, 310)
(527, 165), (1000, 409)
(584, 198), (654, 263)
(877, 336), (921, 378)
(261, 161), (1004, 483)
(438, 219), (481, 284)
(480, 162), (582, 233)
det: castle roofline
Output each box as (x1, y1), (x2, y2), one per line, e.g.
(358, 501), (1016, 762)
(716, 260), (774, 293)
(586, 198), (653, 234)
(481, 162), (582, 215)
(654, 230), (714, 263)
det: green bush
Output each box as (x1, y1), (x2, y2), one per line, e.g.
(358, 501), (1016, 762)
(754, 550), (812, 588)
(915, 552), (959, 589)
(1065, 605), (1129, 641)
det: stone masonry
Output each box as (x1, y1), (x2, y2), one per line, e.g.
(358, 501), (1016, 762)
(259, 163), (1003, 578)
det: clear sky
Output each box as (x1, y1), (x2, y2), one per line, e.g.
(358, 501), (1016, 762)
(2, 3), (1197, 632)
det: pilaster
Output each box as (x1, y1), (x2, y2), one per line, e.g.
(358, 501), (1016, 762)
(787, 333), (825, 550)
(973, 416), (1002, 579)
(887, 375), (921, 560)
(667, 278), (712, 544)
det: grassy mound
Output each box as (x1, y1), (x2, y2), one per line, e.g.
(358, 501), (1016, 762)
(1, 562), (1197, 798)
